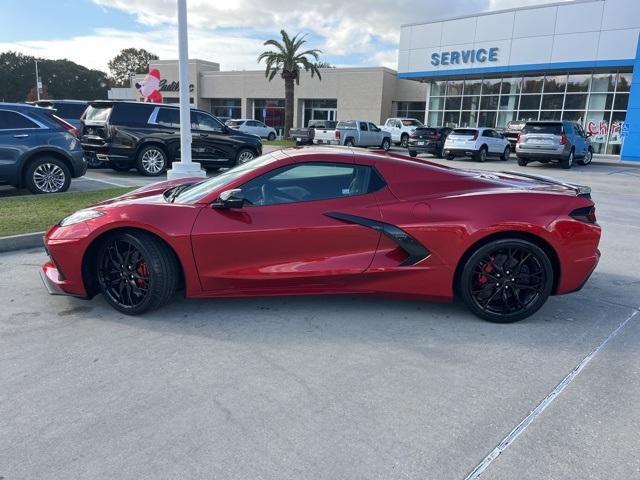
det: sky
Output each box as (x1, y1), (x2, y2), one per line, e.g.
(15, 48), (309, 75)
(0, 0), (570, 73)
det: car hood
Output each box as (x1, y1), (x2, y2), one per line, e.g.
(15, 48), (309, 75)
(92, 177), (204, 207)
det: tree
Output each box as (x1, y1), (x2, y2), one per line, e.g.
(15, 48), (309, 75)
(258, 30), (322, 138)
(108, 48), (159, 87)
(315, 61), (335, 69)
(0, 51), (108, 102)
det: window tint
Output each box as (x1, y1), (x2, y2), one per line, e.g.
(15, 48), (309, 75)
(53, 103), (87, 119)
(156, 108), (180, 128)
(337, 121), (356, 129)
(451, 129), (477, 136)
(239, 163), (381, 206)
(368, 123), (379, 131)
(401, 119), (423, 127)
(110, 103), (155, 124)
(192, 112), (224, 131)
(359, 122), (368, 131)
(522, 123), (563, 135)
(415, 127), (437, 135)
(84, 105), (112, 122)
(0, 110), (40, 129)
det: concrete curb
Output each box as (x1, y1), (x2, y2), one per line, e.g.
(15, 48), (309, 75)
(0, 232), (45, 253)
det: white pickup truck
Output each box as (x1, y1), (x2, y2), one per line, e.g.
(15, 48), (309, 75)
(379, 118), (424, 147)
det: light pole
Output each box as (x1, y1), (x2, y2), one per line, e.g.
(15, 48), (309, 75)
(167, 0), (205, 180)
(35, 60), (41, 101)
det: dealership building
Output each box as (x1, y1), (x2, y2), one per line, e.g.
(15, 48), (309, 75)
(109, 0), (640, 160)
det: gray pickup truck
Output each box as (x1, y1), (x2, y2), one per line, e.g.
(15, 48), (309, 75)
(334, 120), (392, 150)
(290, 120), (337, 146)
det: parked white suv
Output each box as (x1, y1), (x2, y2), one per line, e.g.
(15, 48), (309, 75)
(379, 118), (424, 147)
(443, 128), (512, 162)
(226, 119), (277, 140)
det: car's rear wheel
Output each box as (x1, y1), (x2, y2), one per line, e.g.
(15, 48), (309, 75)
(436, 147), (445, 159)
(267, 132), (276, 141)
(236, 148), (256, 165)
(560, 150), (574, 169)
(501, 146), (511, 161)
(96, 231), (179, 315)
(578, 148), (592, 166)
(381, 138), (391, 151)
(446, 153), (455, 160)
(345, 138), (355, 147)
(137, 145), (167, 176)
(25, 157), (71, 194)
(475, 146), (488, 162)
(409, 150), (418, 157)
(517, 157), (528, 167)
(459, 239), (554, 323)
(400, 134), (409, 148)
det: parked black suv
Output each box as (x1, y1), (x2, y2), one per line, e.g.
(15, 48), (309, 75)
(407, 126), (453, 158)
(0, 103), (86, 194)
(81, 101), (263, 176)
(33, 100), (88, 130)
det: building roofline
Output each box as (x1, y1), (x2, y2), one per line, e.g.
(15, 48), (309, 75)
(401, 0), (599, 28)
(201, 66), (399, 77)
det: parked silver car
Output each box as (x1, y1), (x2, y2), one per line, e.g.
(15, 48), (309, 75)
(515, 121), (593, 169)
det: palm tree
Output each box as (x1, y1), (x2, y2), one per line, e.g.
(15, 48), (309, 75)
(258, 30), (322, 139)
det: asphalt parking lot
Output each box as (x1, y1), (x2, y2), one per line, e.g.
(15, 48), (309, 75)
(1, 151), (639, 479)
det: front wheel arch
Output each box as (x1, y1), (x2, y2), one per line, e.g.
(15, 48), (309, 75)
(82, 227), (185, 298)
(452, 230), (561, 297)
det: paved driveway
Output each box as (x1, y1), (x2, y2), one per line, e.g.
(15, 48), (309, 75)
(0, 153), (639, 479)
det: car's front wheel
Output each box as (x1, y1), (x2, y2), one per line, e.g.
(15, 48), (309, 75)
(25, 157), (71, 194)
(459, 238), (554, 323)
(578, 148), (593, 166)
(96, 231), (179, 315)
(400, 134), (409, 148)
(408, 150), (418, 158)
(381, 138), (391, 151)
(501, 146), (511, 161)
(137, 145), (167, 176)
(267, 132), (276, 141)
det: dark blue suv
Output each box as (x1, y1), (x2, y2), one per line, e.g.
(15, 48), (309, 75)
(0, 103), (86, 194)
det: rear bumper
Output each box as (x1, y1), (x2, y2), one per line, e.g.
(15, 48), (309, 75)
(516, 146), (568, 160)
(408, 141), (440, 154)
(82, 143), (134, 165)
(444, 147), (479, 157)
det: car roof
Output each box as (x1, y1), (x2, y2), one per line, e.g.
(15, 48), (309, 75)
(0, 102), (51, 112)
(87, 100), (213, 116)
(36, 99), (87, 104)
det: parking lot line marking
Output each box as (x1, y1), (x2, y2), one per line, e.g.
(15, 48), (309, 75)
(465, 307), (639, 480)
(76, 176), (129, 188)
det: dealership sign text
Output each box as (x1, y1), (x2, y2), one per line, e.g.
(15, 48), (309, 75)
(431, 47), (499, 66)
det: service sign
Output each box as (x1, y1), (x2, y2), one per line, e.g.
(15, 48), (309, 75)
(431, 47), (499, 66)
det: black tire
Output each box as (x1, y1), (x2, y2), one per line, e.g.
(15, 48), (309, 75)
(400, 134), (409, 148)
(236, 148), (256, 165)
(409, 150), (418, 158)
(267, 132), (276, 141)
(560, 150), (574, 169)
(96, 231), (179, 315)
(517, 158), (528, 167)
(436, 147), (445, 159)
(459, 238), (554, 323)
(25, 156), (71, 194)
(475, 146), (488, 162)
(345, 138), (355, 147)
(111, 162), (132, 172)
(137, 145), (167, 176)
(381, 138), (391, 151)
(446, 154), (455, 160)
(501, 146), (511, 161)
(578, 148), (593, 166)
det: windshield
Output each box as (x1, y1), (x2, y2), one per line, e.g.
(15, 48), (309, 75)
(173, 152), (281, 204)
(401, 119), (423, 127)
(226, 120), (242, 127)
(522, 123), (563, 135)
(84, 105), (112, 122)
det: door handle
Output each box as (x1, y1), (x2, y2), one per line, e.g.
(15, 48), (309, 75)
(13, 134), (29, 138)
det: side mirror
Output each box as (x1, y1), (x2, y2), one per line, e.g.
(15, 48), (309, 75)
(213, 188), (245, 209)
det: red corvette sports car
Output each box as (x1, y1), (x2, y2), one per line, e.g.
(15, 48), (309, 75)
(41, 147), (601, 322)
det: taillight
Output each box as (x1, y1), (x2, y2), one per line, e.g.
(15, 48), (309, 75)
(51, 114), (80, 138)
(516, 133), (521, 144)
(335, 130), (341, 139)
(560, 133), (567, 145)
(570, 206), (597, 224)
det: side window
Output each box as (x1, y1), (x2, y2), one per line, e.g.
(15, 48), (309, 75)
(0, 110), (40, 130)
(481, 130), (491, 137)
(368, 123), (379, 132)
(239, 163), (382, 206)
(192, 112), (224, 131)
(359, 122), (368, 131)
(156, 108), (180, 128)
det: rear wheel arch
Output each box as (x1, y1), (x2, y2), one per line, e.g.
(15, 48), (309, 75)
(82, 227), (185, 298)
(452, 230), (561, 297)
(20, 150), (74, 188)
(136, 141), (171, 163)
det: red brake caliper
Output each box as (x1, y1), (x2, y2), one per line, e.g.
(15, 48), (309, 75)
(136, 261), (149, 288)
(476, 256), (495, 286)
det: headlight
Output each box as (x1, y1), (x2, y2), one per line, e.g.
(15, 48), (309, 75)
(59, 209), (104, 227)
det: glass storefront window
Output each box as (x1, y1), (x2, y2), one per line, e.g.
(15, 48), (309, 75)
(540, 110), (562, 120)
(607, 111), (626, 154)
(480, 95), (499, 110)
(616, 73), (632, 92)
(501, 77), (521, 95)
(588, 93), (613, 110)
(567, 74), (591, 92)
(497, 111), (517, 127)
(522, 76), (544, 93)
(462, 96), (480, 110)
(429, 97), (445, 110)
(541, 94), (564, 110)
(445, 97), (462, 110)
(396, 101), (426, 122)
(518, 111), (539, 121)
(443, 111), (460, 126)
(253, 99), (285, 131)
(544, 75), (567, 93)
(562, 110), (586, 122)
(519, 95), (541, 110)
(446, 80), (464, 96)
(464, 79), (482, 95)
(428, 111), (443, 126)
(499, 95), (519, 110)
(482, 78), (501, 95)
(613, 93), (629, 111)
(210, 98), (241, 119)
(460, 111), (478, 127)
(430, 81), (446, 96)
(478, 111), (496, 127)
(591, 73), (616, 92)
(563, 93), (588, 110)
(584, 110), (611, 153)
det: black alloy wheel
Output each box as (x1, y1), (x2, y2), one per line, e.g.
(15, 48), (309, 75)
(460, 239), (553, 322)
(96, 232), (179, 314)
(400, 134), (409, 148)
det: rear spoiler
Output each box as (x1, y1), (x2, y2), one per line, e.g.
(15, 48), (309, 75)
(500, 171), (592, 198)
